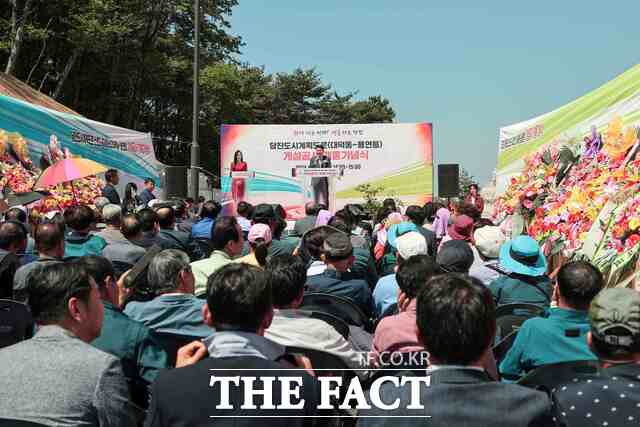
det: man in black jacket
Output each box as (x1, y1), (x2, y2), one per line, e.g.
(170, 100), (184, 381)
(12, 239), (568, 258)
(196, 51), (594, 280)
(145, 263), (321, 427)
(358, 274), (554, 426)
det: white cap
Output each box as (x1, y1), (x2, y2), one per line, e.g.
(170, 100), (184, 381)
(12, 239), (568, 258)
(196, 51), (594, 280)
(473, 226), (506, 259)
(396, 232), (428, 260)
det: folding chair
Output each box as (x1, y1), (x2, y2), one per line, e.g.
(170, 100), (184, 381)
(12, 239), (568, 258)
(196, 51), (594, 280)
(0, 299), (34, 349)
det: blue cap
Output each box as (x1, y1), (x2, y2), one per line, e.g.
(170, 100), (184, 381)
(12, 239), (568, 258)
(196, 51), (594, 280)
(388, 222), (418, 249)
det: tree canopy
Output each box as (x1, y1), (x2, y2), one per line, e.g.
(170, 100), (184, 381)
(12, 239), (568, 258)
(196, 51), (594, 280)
(1, 0), (396, 176)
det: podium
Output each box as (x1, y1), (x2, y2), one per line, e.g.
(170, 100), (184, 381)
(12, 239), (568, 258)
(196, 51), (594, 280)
(229, 170), (255, 204)
(294, 167), (342, 210)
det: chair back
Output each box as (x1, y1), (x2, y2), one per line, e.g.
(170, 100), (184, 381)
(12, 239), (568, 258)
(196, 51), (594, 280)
(291, 309), (350, 340)
(0, 419), (49, 426)
(153, 331), (203, 367)
(517, 360), (602, 390)
(492, 329), (519, 368)
(301, 293), (369, 328)
(495, 303), (545, 342)
(191, 238), (213, 261)
(0, 299), (34, 349)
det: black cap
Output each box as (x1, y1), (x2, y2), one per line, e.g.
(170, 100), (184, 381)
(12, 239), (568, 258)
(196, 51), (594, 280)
(436, 240), (474, 273)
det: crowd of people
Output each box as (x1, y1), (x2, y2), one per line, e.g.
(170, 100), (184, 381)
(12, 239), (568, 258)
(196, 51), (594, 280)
(0, 173), (638, 426)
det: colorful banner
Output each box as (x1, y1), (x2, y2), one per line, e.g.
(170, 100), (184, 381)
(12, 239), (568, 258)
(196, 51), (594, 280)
(496, 64), (640, 195)
(220, 123), (433, 217)
(0, 94), (160, 192)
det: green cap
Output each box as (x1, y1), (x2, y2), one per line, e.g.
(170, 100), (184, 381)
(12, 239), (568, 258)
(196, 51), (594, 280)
(589, 288), (640, 348)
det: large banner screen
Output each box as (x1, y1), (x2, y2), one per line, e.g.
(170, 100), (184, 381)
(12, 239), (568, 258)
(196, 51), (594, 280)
(220, 123), (433, 217)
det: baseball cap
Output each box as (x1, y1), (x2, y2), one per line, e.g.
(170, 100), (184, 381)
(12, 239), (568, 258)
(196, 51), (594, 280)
(396, 232), (428, 260)
(474, 226), (506, 259)
(248, 223), (272, 244)
(437, 240), (474, 274)
(94, 197), (110, 212)
(102, 204), (122, 222)
(323, 231), (353, 259)
(387, 222), (418, 249)
(590, 288), (640, 348)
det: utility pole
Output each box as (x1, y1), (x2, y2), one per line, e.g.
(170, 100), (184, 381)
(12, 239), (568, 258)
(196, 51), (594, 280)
(189, 0), (200, 199)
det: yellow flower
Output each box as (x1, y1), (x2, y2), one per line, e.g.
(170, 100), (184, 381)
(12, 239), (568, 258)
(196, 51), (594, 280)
(630, 218), (640, 231)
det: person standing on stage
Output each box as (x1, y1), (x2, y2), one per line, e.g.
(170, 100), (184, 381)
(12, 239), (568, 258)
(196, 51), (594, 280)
(230, 150), (248, 205)
(464, 183), (485, 216)
(308, 144), (332, 209)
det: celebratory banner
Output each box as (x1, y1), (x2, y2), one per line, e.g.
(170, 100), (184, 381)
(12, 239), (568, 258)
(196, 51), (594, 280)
(220, 123), (433, 217)
(0, 94), (161, 193)
(496, 64), (640, 195)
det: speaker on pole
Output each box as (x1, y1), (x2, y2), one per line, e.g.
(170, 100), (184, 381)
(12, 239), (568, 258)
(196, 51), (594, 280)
(438, 164), (460, 198)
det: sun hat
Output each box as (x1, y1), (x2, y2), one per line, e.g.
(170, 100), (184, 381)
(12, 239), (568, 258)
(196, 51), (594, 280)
(498, 235), (547, 276)
(448, 215), (474, 241)
(474, 226), (506, 259)
(387, 221), (418, 249)
(248, 223), (272, 244)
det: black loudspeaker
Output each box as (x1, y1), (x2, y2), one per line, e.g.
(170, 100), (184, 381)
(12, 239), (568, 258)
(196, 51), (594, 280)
(161, 166), (188, 199)
(438, 164), (460, 198)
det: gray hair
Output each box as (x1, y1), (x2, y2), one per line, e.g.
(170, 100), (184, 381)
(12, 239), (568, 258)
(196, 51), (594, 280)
(147, 249), (190, 293)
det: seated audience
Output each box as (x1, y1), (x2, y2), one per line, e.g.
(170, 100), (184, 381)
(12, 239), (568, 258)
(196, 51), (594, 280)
(236, 201), (253, 236)
(234, 223), (271, 267)
(439, 214), (474, 248)
(372, 255), (437, 360)
(489, 235), (553, 307)
(125, 249), (213, 338)
(13, 223), (64, 301)
(191, 200), (221, 239)
(0, 220), (27, 299)
(252, 203), (299, 257)
(0, 262), (134, 425)
(294, 201), (318, 237)
(155, 205), (193, 256)
(404, 205), (437, 257)
(553, 288), (640, 426)
(190, 216), (244, 296)
(264, 254), (365, 369)
(359, 274), (554, 425)
(373, 231), (428, 316)
(63, 205), (107, 258)
(436, 239), (475, 274)
(134, 208), (166, 249)
(83, 255), (168, 392)
(500, 261), (602, 380)
(145, 263), (321, 425)
(373, 216), (406, 273)
(174, 200), (195, 234)
(102, 213), (146, 268)
(95, 204), (129, 244)
(470, 225), (506, 285)
(327, 215), (378, 288)
(305, 230), (374, 316)
(4, 206), (35, 258)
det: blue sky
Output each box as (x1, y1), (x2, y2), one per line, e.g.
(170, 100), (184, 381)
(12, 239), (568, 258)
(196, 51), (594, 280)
(230, 2), (639, 185)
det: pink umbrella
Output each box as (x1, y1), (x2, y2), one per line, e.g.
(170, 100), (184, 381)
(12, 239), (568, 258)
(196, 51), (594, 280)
(34, 157), (108, 201)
